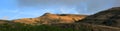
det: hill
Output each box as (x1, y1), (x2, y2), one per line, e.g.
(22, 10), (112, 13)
(13, 13), (87, 25)
(77, 7), (120, 27)
(0, 20), (10, 24)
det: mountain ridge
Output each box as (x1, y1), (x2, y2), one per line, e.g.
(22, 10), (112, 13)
(12, 13), (87, 25)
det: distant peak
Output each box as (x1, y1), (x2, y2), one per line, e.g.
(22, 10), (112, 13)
(45, 12), (51, 14)
(42, 12), (52, 16)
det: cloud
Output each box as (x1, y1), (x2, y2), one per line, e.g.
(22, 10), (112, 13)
(19, 0), (85, 6)
(18, 0), (120, 15)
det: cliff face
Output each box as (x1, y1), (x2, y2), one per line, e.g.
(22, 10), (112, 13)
(77, 7), (120, 27)
(13, 13), (87, 25)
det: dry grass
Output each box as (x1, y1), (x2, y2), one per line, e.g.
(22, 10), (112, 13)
(51, 23), (120, 31)
(75, 23), (120, 31)
(13, 13), (87, 24)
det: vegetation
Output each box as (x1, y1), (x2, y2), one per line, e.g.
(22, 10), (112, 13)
(0, 23), (85, 31)
(0, 20), (120, 31)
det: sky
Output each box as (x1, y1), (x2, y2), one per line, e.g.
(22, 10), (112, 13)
(0, 0), (120, 20)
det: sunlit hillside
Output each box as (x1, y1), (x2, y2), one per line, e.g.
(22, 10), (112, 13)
(13, 13), (87, 25)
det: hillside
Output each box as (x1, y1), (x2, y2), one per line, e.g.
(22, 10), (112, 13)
(77, 7), (120, 27)
(0, 13), (90, 31)
(13, 13), (87, 25)
(0, 20), (10, 24)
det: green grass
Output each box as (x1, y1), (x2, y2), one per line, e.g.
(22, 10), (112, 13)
(0, 23), (76, 31)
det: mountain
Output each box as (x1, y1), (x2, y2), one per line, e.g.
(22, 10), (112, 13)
(13, 13), (87, 25)
(77, 7), (120, 27)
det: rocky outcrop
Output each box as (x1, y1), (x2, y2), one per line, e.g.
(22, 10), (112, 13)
(13, 13), (87, 25)
(77, 7), (120, 27)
